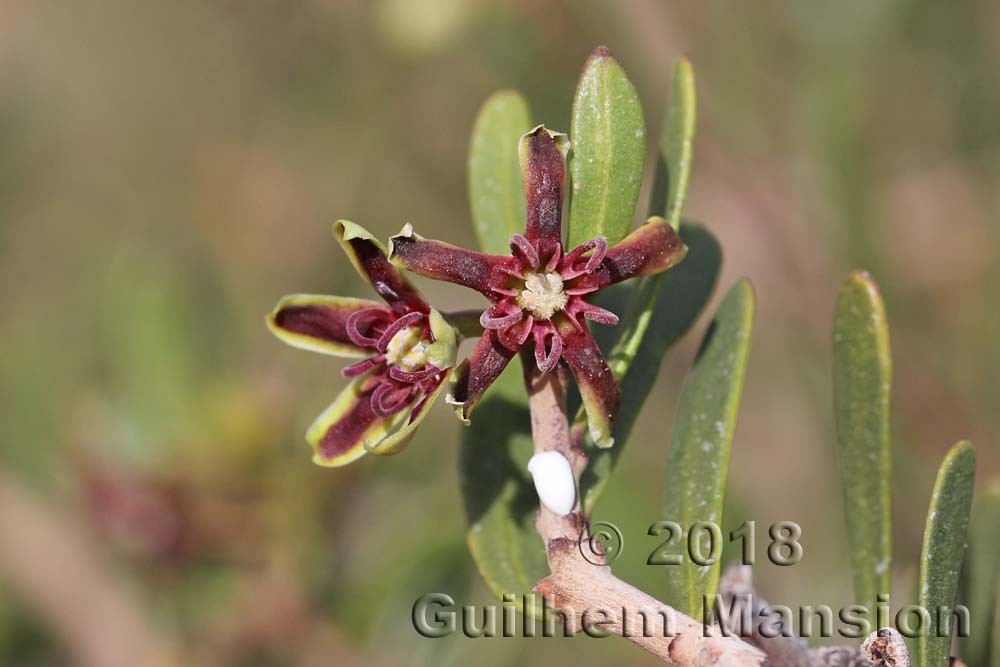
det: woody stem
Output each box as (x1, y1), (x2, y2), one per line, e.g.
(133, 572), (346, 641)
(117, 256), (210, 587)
(522, 361), (769, 666)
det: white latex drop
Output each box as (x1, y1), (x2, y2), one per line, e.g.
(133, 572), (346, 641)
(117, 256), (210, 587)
(527, 451), (576, 516)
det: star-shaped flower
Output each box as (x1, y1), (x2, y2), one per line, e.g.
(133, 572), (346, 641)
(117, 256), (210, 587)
(267, 221), (457, 466)
(389, 126), (687, 447)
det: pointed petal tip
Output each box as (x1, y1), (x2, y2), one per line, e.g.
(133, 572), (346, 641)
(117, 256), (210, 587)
(521, 125), (570, 155)
(445, 393), (472, 425)
(387, 223), (414, 257)
(334, 221), (428, 313)
(334, 219), (366, 242)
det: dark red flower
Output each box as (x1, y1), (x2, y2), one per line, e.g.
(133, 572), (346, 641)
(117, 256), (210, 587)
(389, 126), (686, 447)
(267, 222), (457, 466)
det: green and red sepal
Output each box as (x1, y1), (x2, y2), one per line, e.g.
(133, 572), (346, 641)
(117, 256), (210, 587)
(267, 294), (387, 358)
(556, 317), (619, 448)
(267, 221), (458, 466)
(335, 220), (428, 314)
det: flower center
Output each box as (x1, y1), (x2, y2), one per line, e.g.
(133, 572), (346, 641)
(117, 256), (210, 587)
(516, 271), (568, 320)
(384, 325), (429, 372)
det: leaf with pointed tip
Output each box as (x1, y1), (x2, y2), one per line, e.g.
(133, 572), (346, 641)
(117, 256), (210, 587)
(917, 440), (976, 667)
(833, 270), (893, 614)
(579, 225), (722, 514)
(661, 279), (755, 620)
(660, 58), (696, 230)
(468, 91), (531, 255)
(459, 358), (548, 615)
(965, 480), (1000, 666)
(568, 46), (646, 248)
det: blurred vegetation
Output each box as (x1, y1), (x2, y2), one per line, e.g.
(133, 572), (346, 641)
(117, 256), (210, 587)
(0, 1), (997, 665)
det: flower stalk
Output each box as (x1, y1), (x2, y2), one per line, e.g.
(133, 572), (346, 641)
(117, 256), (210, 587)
(522, 363), (771, 666)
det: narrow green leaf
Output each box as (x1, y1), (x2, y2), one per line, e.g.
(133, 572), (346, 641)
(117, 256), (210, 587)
(964, 480), (1000, 666)
(580, 225), (722, 514)
(833, 270), (892, 612)
(568, 46), (646, 248)
(661, 58), (696, 230)
(468, 91), (531, 255)
(917, 440), (976, 667)
(662, 279), (755, 619)
(459, 358), (548, 614)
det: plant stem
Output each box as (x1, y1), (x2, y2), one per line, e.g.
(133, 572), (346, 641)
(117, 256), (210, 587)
(0, 470), (180, 667)
(523, 362), (770, 666)
(718, 564), (910, 667)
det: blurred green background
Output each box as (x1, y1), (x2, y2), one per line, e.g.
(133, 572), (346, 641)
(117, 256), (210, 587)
(0, 1), (997, 665)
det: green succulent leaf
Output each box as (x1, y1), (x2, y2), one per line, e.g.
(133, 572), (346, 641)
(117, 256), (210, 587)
(580, 224), (722, 514)
(468, 91), (531, 255)
(833, 270), (893, 613)
(459, 358), (548, 614)
(661, 58), (696, 230)
(965, 480), (1000, 666)
(917, 440), (976, 667)
(661, 279), (755, 620)
(568, 46), (646, 248)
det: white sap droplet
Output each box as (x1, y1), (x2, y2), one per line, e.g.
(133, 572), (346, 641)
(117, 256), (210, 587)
(527, 451), (576, 516)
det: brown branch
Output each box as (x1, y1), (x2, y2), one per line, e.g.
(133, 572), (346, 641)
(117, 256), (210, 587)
(0, 470), (181, 667)
(718, 564), (910, 667)
(524, 364), (770, 666)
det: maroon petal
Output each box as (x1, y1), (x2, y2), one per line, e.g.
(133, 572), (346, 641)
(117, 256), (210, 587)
(568, 217), (687, 293)
(335, 221), (428, 314)
(307, 366), (451, 465)
(448, 329), (517, 421)
(390, 225), (513, 298)
(519, 126), (568, 244)
(306, 376), (395, 467)
(268, 295), (390, 357)
(558, 321), (620, 448)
